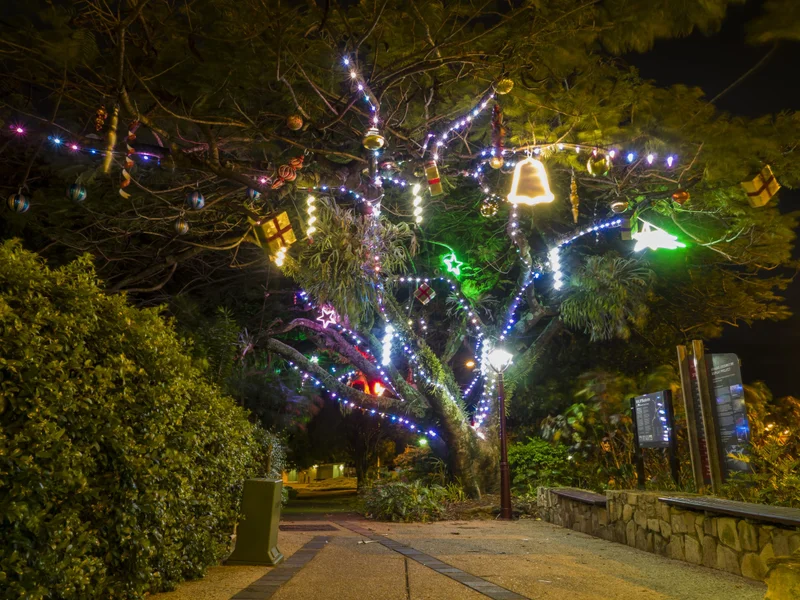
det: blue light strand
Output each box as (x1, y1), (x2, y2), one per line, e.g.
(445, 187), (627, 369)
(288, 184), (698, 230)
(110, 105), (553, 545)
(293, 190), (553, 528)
(422, 92), (496, 161)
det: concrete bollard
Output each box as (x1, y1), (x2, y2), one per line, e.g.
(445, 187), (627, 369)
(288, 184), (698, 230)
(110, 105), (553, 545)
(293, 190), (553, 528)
(225, 479), (285, 566)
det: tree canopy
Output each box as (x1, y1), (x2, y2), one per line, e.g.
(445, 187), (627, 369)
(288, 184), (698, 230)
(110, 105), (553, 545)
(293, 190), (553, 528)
(1, 0), (797, 492)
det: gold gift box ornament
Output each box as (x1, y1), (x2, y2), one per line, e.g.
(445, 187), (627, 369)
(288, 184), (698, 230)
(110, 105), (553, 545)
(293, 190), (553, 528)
(741, 165), (780, 208)
(249, 211), (297, 254)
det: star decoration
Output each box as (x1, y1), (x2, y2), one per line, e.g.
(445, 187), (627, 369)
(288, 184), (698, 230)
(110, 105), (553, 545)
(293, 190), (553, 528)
(633, 219), (686, 252)
(316, 304), (339, 328)
(442, 251), (464, 277)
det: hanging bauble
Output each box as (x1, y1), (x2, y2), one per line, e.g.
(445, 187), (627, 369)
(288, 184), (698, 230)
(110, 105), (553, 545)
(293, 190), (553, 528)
(186, 191), (205, 210)
(362, 127), (386, 150)
(286, 114), (303, 131)
(500, 161), (515, 174)
(95, 105), (108, 131)
(380, 161), (398, 176)
(277, 164), (297, 182)
(489, 155), (504, 170)
(586, 152), (612, 177)
(66, 184), (87, 202)
(7, 193), (29, 213)
(671, 189), (690, 205)
(413, 165), (425, 178)
(610, 200), (629, 214)
(246, 188), (261, 201)
(569, 172), (579, 224)
(494, 78), (514, 95)
(480, 197), (499, 217)
(174, 217), (190, 235)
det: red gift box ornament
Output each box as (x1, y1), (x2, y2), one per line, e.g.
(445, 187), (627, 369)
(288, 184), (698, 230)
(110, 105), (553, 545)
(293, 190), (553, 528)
(414, 282), (436, 305)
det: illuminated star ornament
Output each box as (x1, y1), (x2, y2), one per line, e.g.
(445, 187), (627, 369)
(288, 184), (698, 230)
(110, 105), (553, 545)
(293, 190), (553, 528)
(316, 304), (339, 328)
(633, 219), (686, 252)
(442, 251), (464, 277)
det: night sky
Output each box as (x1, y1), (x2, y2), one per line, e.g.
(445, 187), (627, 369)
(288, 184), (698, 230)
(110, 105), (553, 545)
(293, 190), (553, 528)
(629, 1), (800, 397)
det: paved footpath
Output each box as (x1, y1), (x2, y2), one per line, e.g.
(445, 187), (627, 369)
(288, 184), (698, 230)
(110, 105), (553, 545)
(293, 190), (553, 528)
(152, 517), (766, 600)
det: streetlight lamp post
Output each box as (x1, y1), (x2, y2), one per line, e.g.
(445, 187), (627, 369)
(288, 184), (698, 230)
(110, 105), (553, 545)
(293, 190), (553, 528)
(487, 348), (514, 520)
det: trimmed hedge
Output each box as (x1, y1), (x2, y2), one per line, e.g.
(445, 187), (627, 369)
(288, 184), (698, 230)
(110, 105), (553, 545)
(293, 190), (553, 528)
(0, 241), (266, 599)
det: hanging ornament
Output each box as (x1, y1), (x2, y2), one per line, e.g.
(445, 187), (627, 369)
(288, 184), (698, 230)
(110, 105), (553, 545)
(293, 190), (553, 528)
(480, 196), (499, 217)
(66, 184), (87, 202)
(286, 114), (304, 131)
(270, 156), (304, 190)
(413, 165), (425, 178)
(380, 161), (398, 177)
(569, 172), (579, 224)
(586, 151), (612, 177)
(671, 190), (690, 205)
(7, 192), (29, 213)
(633, 219), (685, 252)
(94, 105), (108, 131)
(118, 121), (138, 199)
(187, 191), (205, 210)
(246, 188), (261, 201)
(507, 157), (554, 206)
(494, 78), (514, 95)
(741, 165), (780, 208)
(425, 160), (443, 196)
(251, 211), (296, 253)
(500, 161), (515, 175)
(362, 127), (386, 150)
(414, 282), (436, 305)
(489, 155), (504, 170)
(441, 251), (464, 277)
(174, 217), (190, 235)
(610, 200), (629, 214)
(317, 304), (339, 329)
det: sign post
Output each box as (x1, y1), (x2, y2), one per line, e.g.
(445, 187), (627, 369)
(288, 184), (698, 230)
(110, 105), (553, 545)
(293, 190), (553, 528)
(631, 390), (679, 488)
(707, 353), (751, 478)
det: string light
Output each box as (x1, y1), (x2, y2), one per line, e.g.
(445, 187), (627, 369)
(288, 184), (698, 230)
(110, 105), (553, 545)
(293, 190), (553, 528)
(382, 324), (395, 366)
(306, 194), (317, 237)
(411, 183), (423, 224)
(273, 245), (287, 267)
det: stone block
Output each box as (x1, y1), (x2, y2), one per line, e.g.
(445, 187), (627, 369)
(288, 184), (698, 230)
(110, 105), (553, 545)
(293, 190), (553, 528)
(773, 531), (792, 557)
(647, 532), (655, 553)
(654, 533), (668, 556)
(704, 517), (717, 537)
(622, 504), (634, 522)
(789, 534), (800, 555)
(614, 521), (627, 544)
(668, 536), (685, 561)
(647, 518), (661, 532)
(634, 509), (647, 528)
(760, 525), (775, 550)
(685, 535), (702, 565)
(741, 552), (768, 581)
(645, 502), (657, 518)
(626, 519), (636, 547)
(636, 528), (648, 552)
(764, 555), (800, 600)
(703, 536), (717, 569)
(660, 520), (672, 539)
(671, 511), (688, 534)
(659, 502), (671, 522)
(719, 518), (742, 551)
(739, 521), (759, 552)
(761, 543), (775, 564)
(627, 493), (639, 506)
(717, 544), (741, 575)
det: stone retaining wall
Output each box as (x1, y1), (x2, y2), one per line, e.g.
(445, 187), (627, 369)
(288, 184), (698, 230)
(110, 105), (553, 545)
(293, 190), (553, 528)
(537, 487), (800, 582)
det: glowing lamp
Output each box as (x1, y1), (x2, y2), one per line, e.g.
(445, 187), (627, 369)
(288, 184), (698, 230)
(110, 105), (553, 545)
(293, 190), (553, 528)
(487, 348), (513, 373)
(372, 382), (386, 396)
(507, 157), (554, 206)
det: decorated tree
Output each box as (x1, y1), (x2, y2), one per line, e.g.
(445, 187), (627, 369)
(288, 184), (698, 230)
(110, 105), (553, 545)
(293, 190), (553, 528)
(2, 0), (797, 494)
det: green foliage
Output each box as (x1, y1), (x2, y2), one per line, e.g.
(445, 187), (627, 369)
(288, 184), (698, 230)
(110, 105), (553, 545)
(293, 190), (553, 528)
(394, 446), (448, 486)
(360, 481), (447, 522)
(0, 241), (269, 599)
(508, 438), (576, 490)
(720, 384), (800, 507)
(561, 255), (654, 341)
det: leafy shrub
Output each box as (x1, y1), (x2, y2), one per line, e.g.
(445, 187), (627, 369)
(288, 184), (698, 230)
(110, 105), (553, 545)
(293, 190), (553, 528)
(360, 481), (447, 522)
(0, 241), (269, 599)
(394, 445), (448, 485)
(508, 437), (575, 490)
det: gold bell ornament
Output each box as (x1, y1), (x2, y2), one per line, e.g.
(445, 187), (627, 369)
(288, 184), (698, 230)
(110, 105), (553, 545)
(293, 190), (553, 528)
(362, 127), (386, 150)
(569, 172), (579, 223)
(489, 155), (504, 169)
(507, 156), (554, 206)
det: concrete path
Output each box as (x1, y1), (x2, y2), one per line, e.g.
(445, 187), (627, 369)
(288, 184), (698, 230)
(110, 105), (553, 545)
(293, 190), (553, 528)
(151, 517), (766, 600)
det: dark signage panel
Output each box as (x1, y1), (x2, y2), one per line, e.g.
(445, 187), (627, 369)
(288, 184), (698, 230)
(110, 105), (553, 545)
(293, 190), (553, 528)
(634, 392), (671, 449)
(708, 353), (751, 475)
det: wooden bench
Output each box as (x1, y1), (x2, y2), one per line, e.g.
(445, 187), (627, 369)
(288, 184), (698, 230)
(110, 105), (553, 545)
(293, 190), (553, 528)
(552, 488), (608, 507)
(658, 496), (800, 528)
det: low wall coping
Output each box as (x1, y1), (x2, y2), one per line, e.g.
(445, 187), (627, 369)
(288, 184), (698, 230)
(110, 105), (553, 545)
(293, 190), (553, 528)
(659, 496), (800, 528)
(551, 487), (608, 507)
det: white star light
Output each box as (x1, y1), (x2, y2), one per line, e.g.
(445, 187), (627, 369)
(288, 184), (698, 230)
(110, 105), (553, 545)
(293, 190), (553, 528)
(316, 304), (338, 328)
(632, 219), (686, 252)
